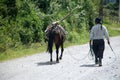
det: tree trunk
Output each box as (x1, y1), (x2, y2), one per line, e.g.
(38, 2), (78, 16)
(99, 0), (103, 20)
(119, 0), (120, 21)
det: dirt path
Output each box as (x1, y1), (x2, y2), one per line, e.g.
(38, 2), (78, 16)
(0, 36), (120, 80)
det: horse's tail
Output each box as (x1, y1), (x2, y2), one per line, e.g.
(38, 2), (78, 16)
(47, 32), (54, 53)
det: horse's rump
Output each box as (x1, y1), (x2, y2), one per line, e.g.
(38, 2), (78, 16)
(54, 26), (66, 37)
(46, 25), (66, 42)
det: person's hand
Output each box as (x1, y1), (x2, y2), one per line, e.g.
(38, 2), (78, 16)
(90, 45), (93, 50)
(108, 40), (110, 45)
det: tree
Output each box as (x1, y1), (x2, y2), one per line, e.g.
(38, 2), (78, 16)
(83, 0), (95, 30)
(99, 0), (104, 20)
(119, 0), (120, 21)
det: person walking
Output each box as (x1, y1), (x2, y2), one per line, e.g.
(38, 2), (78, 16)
(90, 17), (110, 66)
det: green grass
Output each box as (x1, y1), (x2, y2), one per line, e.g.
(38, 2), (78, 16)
(0, 43), (47, 62)
(104, 22), (120, 36)
(109, 29), (120, 36)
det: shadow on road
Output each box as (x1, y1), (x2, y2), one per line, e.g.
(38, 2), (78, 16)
(80, 64), (98, 67)
(36, 61), (58, 66)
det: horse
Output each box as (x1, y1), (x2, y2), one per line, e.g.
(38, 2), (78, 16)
(45, 23), (66, 63)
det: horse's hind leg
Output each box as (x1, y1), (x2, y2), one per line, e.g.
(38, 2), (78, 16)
(60, 43), (64, 60)
(50, 53), (53, 62)
(56, 45), (59, 63)
(49, 49), (53, 62)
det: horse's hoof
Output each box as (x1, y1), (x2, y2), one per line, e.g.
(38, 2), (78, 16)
(56, 60), (59, 63)
(50, 59), (53, 62)
(99, 64), (102, 66)
(59, 57), (62, 60)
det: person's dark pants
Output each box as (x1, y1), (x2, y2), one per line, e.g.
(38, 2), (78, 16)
(93, 39), (105, 66)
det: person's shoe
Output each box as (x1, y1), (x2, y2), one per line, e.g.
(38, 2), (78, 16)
(99, 64), (102, 66)
(95, 58), (98, 64)
(95, 60), (98, 64)
(99, 58), (102, 66)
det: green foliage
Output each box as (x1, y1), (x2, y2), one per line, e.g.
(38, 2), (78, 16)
(0, 0), (120, 61)
(0, 0), (97, 53)
(0, 0), (44, 51)
(105, 2), (119, 10)
(103, 0), (119, 22)
(82, 0), (95, 30)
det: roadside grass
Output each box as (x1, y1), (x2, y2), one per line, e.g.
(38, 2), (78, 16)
(0, 33), (89, 62)
(105, 22), (120, 36)
(0, 22), (120, 62)
(0, 43), (47, 62)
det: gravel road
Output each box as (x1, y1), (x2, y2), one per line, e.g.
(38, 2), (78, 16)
(0, 36), (120, 80)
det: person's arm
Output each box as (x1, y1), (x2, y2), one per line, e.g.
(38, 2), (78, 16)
(90, 27), (94, 41)
(89, 40), (93, 50)
(104, 27), (110, 44)
(89, 28), (94, 49)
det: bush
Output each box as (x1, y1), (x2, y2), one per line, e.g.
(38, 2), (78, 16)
(68, 31), (80, 43)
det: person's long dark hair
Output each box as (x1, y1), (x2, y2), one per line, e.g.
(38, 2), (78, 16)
(95, 17), (102, 30)
(101, 23), (102, 30)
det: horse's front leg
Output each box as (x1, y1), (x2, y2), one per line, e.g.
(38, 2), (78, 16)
(50, 53), (53, 62)
(60, 43), (64, 60)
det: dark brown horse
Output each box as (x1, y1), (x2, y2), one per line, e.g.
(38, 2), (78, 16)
(45, 23), (66, 63)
